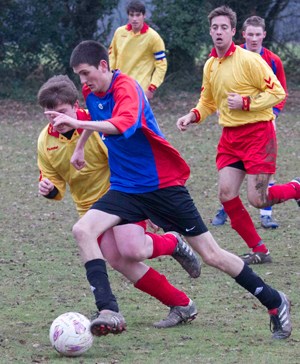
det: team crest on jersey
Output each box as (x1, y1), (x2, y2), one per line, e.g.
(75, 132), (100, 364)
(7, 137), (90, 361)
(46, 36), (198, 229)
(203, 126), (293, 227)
(98, 103), (103, 110)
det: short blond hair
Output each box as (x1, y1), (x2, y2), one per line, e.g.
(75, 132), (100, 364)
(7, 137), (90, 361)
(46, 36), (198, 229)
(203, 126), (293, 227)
(243, 16), (265, 31)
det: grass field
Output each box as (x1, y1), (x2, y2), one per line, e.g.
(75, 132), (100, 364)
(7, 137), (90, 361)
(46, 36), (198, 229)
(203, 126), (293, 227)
(1, 90), (300, 364)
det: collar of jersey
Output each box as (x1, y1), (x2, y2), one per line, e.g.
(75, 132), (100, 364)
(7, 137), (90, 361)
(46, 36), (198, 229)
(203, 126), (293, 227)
(210, 41), (236, 58)
(93, 69), (121, 98)
(48, 109), (85, 138)
(242, 43), (264, 56)
(125, 22), (149, 34)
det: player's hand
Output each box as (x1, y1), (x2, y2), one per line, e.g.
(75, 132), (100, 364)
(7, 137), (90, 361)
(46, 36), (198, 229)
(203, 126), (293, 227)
(71, 148), (86, 170)
(44, 111), (80, 132)
(146, 219), (161, 233)
(145, 89), (154, 100)
(177, 112), (196, 131)
(39, 178), (55, 196)
(227, 93), (243, 109)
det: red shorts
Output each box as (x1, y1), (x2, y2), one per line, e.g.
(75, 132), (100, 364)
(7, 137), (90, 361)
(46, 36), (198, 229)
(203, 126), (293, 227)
(216, 120), (277, 174)
(97, 220), (147, 246)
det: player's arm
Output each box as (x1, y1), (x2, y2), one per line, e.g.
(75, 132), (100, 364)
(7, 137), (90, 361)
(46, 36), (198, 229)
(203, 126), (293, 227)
(38, 138), (66, 200)
(241, 57), (286, 112)
(177, 62), (217, 131)
(272, 58), (288, 116)
(147, 35), (167, 97)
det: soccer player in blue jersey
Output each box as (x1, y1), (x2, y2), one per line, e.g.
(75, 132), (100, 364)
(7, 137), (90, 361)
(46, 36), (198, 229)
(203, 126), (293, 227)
(47, 40), (292, 340)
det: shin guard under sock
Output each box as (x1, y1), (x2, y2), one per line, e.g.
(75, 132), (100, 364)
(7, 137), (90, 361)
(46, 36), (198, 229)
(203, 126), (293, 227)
(234, 263), (281, 310)
(85, 259), (119, 312)
(146, 232), (177, 259)
(268, 181), (300, 204)
(223, 196), (262, 249)
(134, 267), (189, 307)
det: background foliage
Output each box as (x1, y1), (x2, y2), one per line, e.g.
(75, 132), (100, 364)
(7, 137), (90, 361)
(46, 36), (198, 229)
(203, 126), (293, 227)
(0, 0), (299, 99)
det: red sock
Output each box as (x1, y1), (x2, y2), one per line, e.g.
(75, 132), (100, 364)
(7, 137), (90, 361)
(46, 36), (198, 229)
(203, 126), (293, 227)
(268, 181), (300, 204)
(223, 196), (266, 252)
(134, 267), (189, 307)
(146, 232), (177, 259)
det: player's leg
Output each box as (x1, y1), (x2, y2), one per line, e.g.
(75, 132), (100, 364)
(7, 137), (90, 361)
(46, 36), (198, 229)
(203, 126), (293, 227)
(100, 227), (197, 328)
(72, 208), (125, 337)
(260, 175), (278, 229)
(185, 232), (291, 339)
(247, 173), (300, 209)
(112, 220), (201, 278)
(218, 166), (270, 264)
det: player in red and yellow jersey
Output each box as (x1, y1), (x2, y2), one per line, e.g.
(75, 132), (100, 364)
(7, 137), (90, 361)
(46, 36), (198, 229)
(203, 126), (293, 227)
(213, 16), (288, 231)
(109, 1), (167, 100)
(37, 75), (200, 331)
(177, 6), (300, 268)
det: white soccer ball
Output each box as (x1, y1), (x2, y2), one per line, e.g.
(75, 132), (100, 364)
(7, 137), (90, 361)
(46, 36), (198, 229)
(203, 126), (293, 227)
(49, 312), (94, 357)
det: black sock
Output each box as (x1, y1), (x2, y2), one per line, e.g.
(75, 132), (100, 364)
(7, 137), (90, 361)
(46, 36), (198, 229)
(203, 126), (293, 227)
(234, 263), (281, 310)
(85, 259), (119, 312)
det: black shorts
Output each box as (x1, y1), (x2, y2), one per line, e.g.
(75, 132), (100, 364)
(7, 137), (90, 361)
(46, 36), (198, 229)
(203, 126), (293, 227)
(90, 186), (208, 237)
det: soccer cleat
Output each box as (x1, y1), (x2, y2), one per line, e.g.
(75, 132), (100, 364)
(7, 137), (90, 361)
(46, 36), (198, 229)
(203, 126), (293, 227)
(261, 215), (278, 229)
(269, 291), (292, 339)
(212, 208), (228, 226)
(240, 250), (272, 265)
(153, 299), (197, 328)
(168, 232), (201, 278)
(90, 310), (126, 336)
(291, 177), (300, 206)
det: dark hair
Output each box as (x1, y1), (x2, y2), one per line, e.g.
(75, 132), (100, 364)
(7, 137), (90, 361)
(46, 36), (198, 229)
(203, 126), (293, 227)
(243, 16), (265, 31)
(208, 5), (237, 29)
(126, 1), (145, 15)
(37, 75), (78, 109)
(70, 40), (110, 70)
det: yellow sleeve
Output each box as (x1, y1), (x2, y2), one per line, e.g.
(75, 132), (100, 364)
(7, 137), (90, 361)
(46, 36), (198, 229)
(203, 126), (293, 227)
(149, 34), (167, 89)
(191, 60), (217, 123)
(109, 32), (117, 71)
(243, 56), (286, 112)
(37, 136), (66, 201)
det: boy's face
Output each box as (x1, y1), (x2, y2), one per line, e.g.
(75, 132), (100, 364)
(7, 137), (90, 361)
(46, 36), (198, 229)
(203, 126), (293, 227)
(243, 25), (266, 53)
(210, 16), (236, 52)
(45, 102), (78, 133)
(73, 62), (109, 93)
(128, 11), (146, 32)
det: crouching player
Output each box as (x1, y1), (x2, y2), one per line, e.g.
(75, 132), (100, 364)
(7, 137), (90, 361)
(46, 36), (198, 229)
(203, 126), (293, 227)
(37, 75), (200, 331)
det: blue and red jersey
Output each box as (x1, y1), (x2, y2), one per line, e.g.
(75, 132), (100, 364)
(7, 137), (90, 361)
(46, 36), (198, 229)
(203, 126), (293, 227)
(241, 44), (287, 116)
(83, 70), (190, 193)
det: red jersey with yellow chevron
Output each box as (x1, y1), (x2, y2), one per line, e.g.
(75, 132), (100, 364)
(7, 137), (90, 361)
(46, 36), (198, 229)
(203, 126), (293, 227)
(191, 43), (286, 127)
(109, 23), (167, 92)
(38, 108), (110, 217)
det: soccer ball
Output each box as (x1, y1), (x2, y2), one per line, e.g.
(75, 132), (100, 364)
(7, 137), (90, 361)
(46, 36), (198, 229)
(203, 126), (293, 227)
(49, 312), (94, 357)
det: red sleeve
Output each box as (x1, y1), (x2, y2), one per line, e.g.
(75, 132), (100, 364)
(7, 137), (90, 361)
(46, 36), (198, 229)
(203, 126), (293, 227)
(108, 76), (142, 138)
(273, 57), (287, 114)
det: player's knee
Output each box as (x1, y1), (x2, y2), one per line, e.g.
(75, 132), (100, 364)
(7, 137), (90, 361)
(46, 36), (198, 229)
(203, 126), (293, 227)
(248, 195), (267, 209)
(106, 255), (124, 271)
(120, 245), (144, 261)
(72, 221), (89, 243)
(218, 186), (234, 203)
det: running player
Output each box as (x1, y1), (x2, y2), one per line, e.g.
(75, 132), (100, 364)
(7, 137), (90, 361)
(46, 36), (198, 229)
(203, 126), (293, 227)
(109, 1), (167, 100)
(213, 15), (288, 232)
(48, 39), (292, 340)
(177, 5), (299, 268)
(37, 75), (200, 330)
